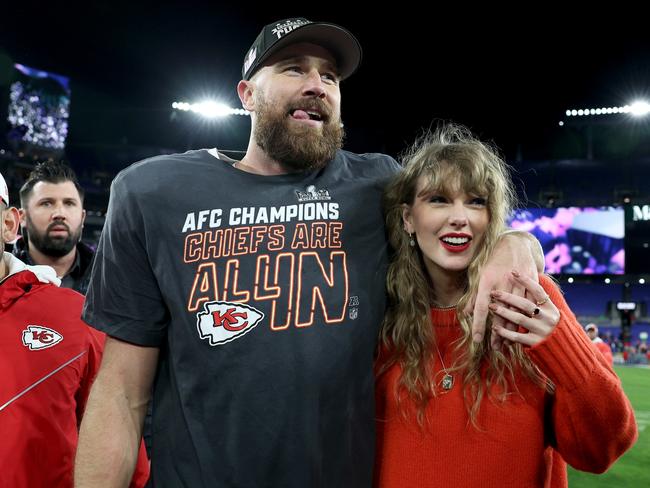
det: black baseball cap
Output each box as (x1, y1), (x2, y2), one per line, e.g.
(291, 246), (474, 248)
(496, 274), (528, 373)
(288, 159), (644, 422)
(242, 18), (362, 81)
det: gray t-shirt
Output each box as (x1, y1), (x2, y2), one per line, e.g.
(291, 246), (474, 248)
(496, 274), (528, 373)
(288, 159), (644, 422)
(83, 148), (400, 487)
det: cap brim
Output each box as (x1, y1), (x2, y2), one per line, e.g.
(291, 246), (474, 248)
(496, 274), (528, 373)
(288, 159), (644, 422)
(255, 22), (362, 81)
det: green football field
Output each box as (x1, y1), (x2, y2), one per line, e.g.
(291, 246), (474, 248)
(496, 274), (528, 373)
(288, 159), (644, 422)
(568, 366), (650, 487)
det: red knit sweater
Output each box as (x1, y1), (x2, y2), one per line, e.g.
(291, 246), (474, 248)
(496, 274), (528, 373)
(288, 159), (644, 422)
(374, 275), (637, 488)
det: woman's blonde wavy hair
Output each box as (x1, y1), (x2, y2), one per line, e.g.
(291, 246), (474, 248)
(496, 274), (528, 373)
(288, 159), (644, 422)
(380, 123), (548, 426)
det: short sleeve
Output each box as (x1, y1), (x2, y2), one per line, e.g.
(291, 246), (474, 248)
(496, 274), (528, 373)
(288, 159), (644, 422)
(82, 169), (170, 346)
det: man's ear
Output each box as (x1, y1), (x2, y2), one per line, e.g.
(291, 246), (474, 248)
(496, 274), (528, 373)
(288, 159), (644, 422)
(2, 207), (20, 243)
(18, 207), (26, 228)
(237, 80), (256, 112)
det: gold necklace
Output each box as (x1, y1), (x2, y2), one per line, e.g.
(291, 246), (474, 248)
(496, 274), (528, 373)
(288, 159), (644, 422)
(434, 344), (454, 391)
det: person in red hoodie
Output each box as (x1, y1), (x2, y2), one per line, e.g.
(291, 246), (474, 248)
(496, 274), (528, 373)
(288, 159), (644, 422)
(375, 124), (637, 488)
(0, 170), (149, 487)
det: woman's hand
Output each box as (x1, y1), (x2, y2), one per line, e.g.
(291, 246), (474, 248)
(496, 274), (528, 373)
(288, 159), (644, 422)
(488, 271), (560, 347)
(468, 232), (542, 348)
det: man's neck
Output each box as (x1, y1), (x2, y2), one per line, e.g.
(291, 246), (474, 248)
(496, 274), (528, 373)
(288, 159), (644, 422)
(0, 252), (6, 281)
(28, 244), (76, 278)
(236, 141), (289, 175)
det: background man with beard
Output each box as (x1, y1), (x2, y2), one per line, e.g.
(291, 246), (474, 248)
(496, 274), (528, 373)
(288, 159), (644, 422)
(12, 161), (94, 294)
(75, 18), (542, 488)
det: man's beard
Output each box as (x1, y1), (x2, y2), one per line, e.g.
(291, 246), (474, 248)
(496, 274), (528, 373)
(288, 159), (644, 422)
(24, 217), (82, 258)
(253, 93), (344, 172)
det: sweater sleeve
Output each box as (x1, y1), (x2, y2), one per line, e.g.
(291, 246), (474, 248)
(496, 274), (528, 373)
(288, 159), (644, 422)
(525, 275), (637, 473)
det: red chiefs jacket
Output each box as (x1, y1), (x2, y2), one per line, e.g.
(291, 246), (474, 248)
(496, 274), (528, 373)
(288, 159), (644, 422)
(0, 254), (149, 487)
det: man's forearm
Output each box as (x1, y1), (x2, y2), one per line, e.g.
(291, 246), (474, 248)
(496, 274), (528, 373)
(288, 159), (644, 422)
(75, 375), (147, 487)
(75, 337), (157, 487)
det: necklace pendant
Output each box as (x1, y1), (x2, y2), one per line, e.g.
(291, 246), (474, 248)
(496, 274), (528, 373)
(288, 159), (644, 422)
(441, 373), (454, 391)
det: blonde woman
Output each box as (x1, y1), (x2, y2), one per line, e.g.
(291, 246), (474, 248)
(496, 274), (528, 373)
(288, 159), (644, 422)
(374, 124), (637, 487)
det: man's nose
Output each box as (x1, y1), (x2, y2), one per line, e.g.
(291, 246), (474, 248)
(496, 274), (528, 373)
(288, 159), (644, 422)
(301, 69), (327, 99)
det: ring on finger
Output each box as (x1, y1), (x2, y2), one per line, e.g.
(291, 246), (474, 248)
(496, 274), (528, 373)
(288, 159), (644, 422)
(535, 295), (549, 306)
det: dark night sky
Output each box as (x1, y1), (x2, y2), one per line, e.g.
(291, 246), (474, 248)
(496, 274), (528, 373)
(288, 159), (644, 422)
(2, 1), (650, 166)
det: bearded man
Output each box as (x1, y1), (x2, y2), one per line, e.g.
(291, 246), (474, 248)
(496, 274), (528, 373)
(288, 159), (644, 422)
(13, 160), (93, 294)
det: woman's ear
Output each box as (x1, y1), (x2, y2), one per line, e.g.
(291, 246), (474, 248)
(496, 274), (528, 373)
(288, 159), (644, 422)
(402, 204), (414, 234)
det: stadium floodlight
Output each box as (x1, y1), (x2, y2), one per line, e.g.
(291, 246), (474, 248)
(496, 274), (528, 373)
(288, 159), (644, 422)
(629, 100), (650, 117)
(172, 100), (250, 119)
(564, 100), (650, 118)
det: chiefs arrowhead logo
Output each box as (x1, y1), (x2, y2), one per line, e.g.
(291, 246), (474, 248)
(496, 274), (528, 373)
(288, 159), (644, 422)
(22, 325), (64, 350)
(196, 301), (265, 346)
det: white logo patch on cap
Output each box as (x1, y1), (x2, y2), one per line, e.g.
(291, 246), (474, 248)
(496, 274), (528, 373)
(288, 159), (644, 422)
(243, 47), (257, 75)
(271, 19), (311, 39)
